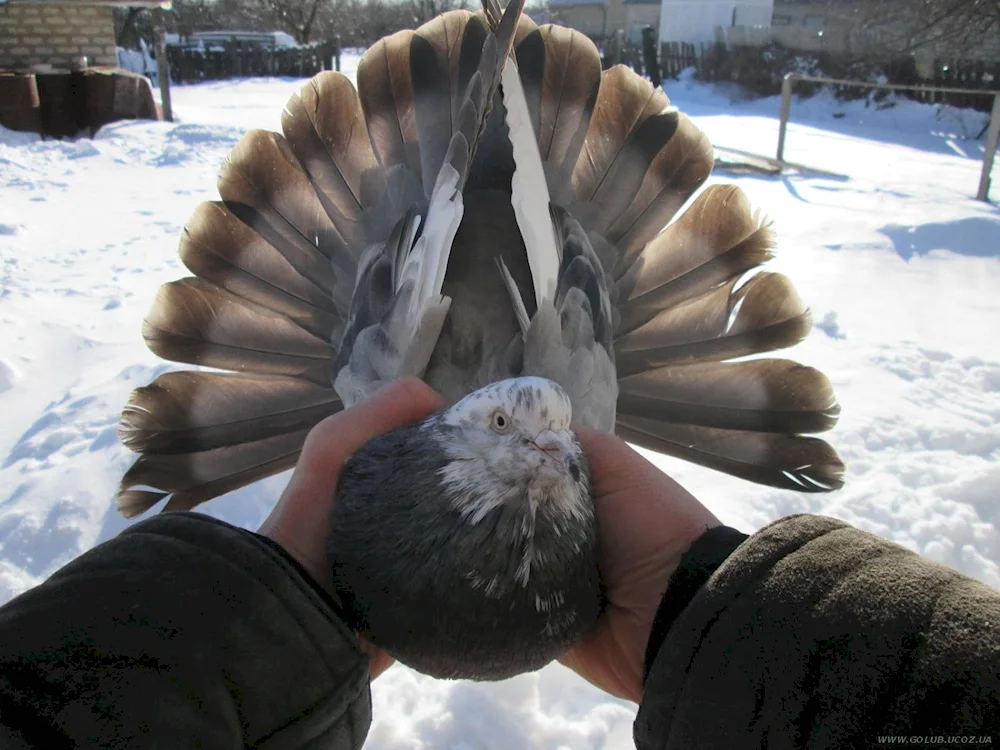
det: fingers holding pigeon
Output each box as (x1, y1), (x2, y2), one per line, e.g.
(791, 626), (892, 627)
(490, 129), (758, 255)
(560, 425), (720, 702)
(259, 377), (445, 588)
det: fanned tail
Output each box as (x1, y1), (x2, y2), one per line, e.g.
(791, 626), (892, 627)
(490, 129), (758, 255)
(610, 185), (844, 490)
(117, 0), (530, 515)
(119, 1), (844, 518)
(509, 28), (843, 490)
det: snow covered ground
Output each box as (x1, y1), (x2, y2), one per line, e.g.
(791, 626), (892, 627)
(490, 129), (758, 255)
(1, 53), (999, 747)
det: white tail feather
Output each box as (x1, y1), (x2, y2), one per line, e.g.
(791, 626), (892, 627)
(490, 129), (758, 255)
(501, 57), (560, 308)
(495, 257), (530, 334)
(403, 162), (464, 322)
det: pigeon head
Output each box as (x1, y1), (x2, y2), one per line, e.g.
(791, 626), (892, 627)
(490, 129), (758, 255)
(435, 376), (584, 502)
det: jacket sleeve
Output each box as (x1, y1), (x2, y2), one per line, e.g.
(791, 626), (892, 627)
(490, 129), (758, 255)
(0, 512), (371, 750)
(635, 514), (1000, 749)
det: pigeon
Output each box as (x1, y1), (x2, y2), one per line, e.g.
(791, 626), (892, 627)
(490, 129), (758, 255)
(330, 376), (600, 679)
(116, 0), (844, 678)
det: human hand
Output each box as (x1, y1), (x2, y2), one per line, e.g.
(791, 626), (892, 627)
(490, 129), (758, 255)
(259, 377), (445, 680)
(559, 427), (720, 703)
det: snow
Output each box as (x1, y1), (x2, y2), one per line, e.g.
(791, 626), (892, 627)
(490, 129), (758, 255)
(2, 55), (999, 746)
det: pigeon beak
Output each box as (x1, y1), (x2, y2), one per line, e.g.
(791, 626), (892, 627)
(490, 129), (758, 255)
(532, 429), (581, 482)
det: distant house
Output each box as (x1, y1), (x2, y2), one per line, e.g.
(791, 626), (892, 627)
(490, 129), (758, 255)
(769, 0), (873, 54)
(770, 0), (1000, 62)
(549, 0), (665, 43)
(0, 0), (165, 137)
(659, 0), (773, 45)
(624, 0), (659, 44)
(0, 0), (168, 72)
(548, 0), (624, 41)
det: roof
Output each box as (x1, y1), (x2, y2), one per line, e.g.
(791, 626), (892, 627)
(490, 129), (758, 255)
(0, 0), (172, 8)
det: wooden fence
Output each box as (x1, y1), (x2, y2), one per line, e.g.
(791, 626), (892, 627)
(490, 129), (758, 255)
(165, 39), (340, 84)
(776, 72), (1000, 201)
(659, 41), (702, 78)
(654, 39), (998, 112)
(925, 61), (1000, 109)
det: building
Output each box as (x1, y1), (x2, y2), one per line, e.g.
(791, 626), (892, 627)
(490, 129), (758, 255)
(769, 0), (880, 54)
(624, 0), (659, 44)
(547, 0), (622, 40)
(770, 0), (1000, 61)
(659, 0), (773, 45)
(0, 0), (167, 137)
(0, 0), (168, 72)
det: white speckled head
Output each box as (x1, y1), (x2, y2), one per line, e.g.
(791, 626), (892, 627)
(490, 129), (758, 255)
(439, 376), (573, 435)
(429, 377), (589, 540)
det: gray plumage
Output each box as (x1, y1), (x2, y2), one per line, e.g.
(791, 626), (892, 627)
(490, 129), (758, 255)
(330, 378), (599, 679)
(115, 0), (845, 679)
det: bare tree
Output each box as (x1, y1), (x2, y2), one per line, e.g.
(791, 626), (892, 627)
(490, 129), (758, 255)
(822, 0), (1000, 57)
(257, 0), (326, 43)
(115, 0), (481, 51)
(894, 0), (1000, 54)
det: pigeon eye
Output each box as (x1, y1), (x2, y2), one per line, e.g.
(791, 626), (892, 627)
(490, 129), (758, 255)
(489, 409), (512, 434)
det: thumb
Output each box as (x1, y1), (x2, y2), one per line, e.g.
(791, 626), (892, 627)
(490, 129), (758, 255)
(260, 377), (445, 581)
(286, 377), (446, 495)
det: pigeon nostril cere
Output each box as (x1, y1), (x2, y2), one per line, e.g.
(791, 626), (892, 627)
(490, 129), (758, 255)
(568, 460), (580, 481)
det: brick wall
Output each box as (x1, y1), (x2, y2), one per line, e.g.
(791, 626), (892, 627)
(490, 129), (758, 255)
(550, 4), (609, 39)
(0, 3), (118, 72)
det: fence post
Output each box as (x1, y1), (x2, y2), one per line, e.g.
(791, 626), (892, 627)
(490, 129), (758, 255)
(977, 93), (1000, 202)
(641, 26), (660, 88)
(151, 7), (172, 122)
(776, 73), (794, 162)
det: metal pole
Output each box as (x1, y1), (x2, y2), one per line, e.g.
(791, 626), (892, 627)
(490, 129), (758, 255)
(152, 7), (172, 122)
(777, 73), (794, 162)
(976, 93), (1000, 202)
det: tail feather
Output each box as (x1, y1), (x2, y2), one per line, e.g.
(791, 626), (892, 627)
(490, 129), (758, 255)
(356, 0), (522, 197)
(614, 272), (812, 377)
(532, 27), (601, 166)
(280, 72), (383, 249)
(512, 24), (601, 205)
(143, 278), (334, 384)
(409, 11), (482, 196)
(117, 370), (340, 518)
(608, 113), (714, 268)
(119, 371), (340, 455)
(357, 31), (419, 176)
(615, 185), (774, 330)
(617, 415), (845, 492)
(179, 202), (342, 341)
(218, 129), (355, 285)
(117, 429), (312, 518)
(617, 359), (839, 434)
(503, 56), (560, 307)
(568, 67), (713, 264)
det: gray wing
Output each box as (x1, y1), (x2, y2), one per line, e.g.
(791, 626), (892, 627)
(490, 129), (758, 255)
(521, 206), (617, 432)
(331, 169), (458, 407)
(331, 0), (527, 407)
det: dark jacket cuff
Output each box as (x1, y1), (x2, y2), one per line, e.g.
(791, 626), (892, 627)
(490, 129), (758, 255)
(0, 512), (372, 749)
(634, 514), (1000, 749)
(642, 525), (749, 682)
